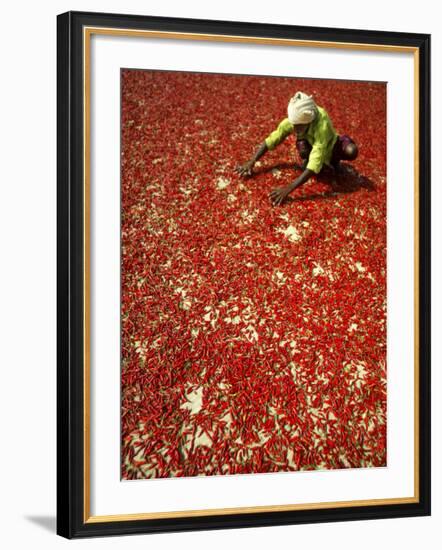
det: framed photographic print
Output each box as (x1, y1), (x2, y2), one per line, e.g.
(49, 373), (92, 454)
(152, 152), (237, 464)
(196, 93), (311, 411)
(57, 11), (431, 538)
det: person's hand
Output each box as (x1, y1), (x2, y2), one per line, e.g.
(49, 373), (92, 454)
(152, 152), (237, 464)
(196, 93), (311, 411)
(269, 186), (291, 206)
(235, 160), (254, 177)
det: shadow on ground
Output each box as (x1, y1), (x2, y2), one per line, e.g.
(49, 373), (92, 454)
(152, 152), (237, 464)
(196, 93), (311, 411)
(25, 515), (56, 533)
(255, 163), (376, 203)
(294, 165), (375, 202)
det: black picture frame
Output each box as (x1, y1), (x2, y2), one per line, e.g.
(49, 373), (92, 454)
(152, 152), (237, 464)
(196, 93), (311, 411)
(57, 10), (431, 539)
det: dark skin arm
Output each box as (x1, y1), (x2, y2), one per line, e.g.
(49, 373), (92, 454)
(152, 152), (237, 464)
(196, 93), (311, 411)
(236, 126), (315, 205)
(269, 168), (314, 206)
(235, 142), (267, 177)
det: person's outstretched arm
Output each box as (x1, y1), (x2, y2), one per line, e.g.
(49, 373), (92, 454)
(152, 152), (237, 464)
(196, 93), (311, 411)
(235, 118), (294, 178)
(235, 142), (267, 177)
(269, 138), (328, 205)
(269, 168), (314, 206)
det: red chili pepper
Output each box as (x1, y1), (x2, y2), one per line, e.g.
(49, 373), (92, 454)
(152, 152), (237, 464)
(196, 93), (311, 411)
(121, 71), (387, 479)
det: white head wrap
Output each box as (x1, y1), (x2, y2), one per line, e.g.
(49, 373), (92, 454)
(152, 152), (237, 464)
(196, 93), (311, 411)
(287, 92), (318, 125)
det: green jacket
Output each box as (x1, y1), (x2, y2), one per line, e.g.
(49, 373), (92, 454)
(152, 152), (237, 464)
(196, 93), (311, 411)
(264, 106), (338, 174)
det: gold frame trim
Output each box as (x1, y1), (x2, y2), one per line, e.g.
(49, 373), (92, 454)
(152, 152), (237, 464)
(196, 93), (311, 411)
(82, 27), (420, 524)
